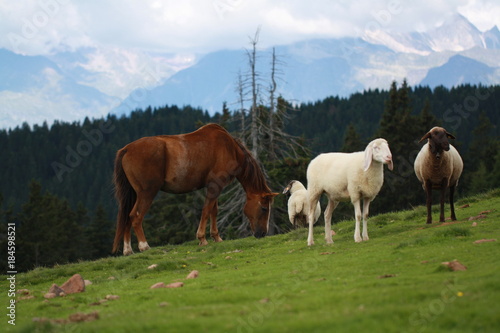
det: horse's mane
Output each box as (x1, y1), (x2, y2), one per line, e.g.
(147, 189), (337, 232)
(233, 138), (272, 194)
(199, 123), (272, 194)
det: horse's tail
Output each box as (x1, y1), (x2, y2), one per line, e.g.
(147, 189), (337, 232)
(112, 149), (136, 253)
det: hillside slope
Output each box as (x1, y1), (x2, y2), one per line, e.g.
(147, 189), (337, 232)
(3, 189), (500, 332)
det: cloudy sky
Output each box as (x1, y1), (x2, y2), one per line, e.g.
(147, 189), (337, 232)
(1, 0), (499, 56)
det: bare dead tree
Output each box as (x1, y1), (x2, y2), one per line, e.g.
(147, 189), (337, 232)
(236, 71), (248, 141)
(216, 28), (309, 238)
(268, 47), (277, 159)
(246, 28), (261, 160)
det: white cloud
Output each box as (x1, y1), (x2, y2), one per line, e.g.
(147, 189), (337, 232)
(459, 0), (500, 31)
(0, 0), (497, 56)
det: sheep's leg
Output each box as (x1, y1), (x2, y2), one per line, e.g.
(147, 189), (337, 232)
(449, 184), (457, 221)
(324, 199), (338, 244)
(425, 180), (433, 224)
(307, 192), (322, 246)
(353, 199), (363, 243)
(439, 179), (447, 222)
(362, 198), (371, 241)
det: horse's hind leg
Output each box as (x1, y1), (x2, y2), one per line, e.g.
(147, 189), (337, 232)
(210, 200), (223, 242)
(123, 223), (133, 256)
(130, 190), (156, 252)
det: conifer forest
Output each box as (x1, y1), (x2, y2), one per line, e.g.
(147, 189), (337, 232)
(1, 82), (499, 272)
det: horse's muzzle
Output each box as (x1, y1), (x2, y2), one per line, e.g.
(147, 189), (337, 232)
(254, 229), (267, 238)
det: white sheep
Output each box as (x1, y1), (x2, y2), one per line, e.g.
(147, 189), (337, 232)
(306, 139), (393, 246)
(414, 126), (463, 224)
(282, 180), (321, 227)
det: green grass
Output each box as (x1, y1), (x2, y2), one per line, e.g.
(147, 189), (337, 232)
(3, 189), (500, 332)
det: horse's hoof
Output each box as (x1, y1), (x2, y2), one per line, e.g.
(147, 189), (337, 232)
(213, 236), (223, 243)
(139, 242), (150, 252)
(123, 249), (134, 256)
(198, 239), (208, 246)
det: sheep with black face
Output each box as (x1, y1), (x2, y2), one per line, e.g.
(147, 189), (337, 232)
(414, 127), (463, 224)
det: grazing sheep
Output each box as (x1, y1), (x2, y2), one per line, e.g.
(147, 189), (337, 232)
(282, 180), (321, 227)
(306, 139), (393, 246)
(414, 127), (463, 224)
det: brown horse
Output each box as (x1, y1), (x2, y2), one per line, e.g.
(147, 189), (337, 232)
(112, 123), (278, 255)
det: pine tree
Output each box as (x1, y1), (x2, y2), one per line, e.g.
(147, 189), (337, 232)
(465, 112), (499, 193)
(418, 98), (438, 131)
(17, 181), (47, 271)
(341, 124), (364, 152)
(375, 80), (422, 212)
(85, 204), (114, 259)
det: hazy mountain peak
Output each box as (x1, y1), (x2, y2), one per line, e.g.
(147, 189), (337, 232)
(1, 15), (500, 130)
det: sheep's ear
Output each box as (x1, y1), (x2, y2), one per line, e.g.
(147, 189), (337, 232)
(445, 131), (456, 140)
(282, 180), (295, 194)
(387, 159), (394, 171)
(363, 144), (373, 171)
(282, 181), (293, 195)
(418, 132), (431, 143)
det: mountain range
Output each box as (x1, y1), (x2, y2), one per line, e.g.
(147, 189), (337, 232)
(1, 14), (499, 129)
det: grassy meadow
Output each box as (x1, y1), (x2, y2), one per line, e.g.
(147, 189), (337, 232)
(2, 189), (500, 332)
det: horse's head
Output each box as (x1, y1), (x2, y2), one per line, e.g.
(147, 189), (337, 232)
(244, 192), (279, 238)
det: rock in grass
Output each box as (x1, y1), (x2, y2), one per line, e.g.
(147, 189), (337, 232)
(378, 274), (396, 279)
(68, 311), (99, 323)
(151, 282), (166, 289)
(148, 264), (158, 269)
(165, 282), (184, 288)
(151, 282), (184, 289)
(186, 270), (199, 279)
(473, 239), (497, 244)
(48, 284), (65, 297)
(60, 274), (85, 294)
(106, 295), (120, 300)
(441, 260), (467, 271)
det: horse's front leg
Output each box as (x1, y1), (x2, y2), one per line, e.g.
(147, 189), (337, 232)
(197, 197), (217, 246)
(209, 200), (223, 242)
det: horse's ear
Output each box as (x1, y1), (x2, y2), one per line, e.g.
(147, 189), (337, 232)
(262, 193), (279, 201)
